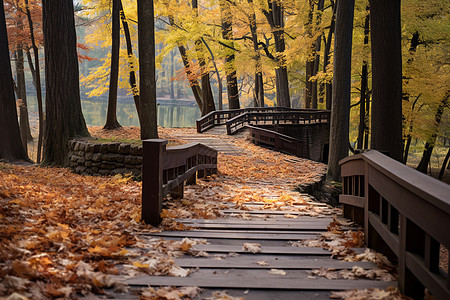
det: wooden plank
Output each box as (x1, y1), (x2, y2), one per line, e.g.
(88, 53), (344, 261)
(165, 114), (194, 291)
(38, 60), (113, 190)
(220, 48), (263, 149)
(198, 289), (332, 300)
(178, 217), (333, 224)
(176, 229), (324, 235)
(191, 244), (332, 255)
(126, 275), (396, 290)
(146, 231), (317, 240)
(221, 209), (333, 215)
(182, 223), (329, 231)
(174, 256), (378, 269)
(339, 195), (365, 208)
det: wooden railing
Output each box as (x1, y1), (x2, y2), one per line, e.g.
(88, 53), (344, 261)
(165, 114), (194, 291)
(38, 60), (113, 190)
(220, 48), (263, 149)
(142, 139), (218, 226)
(196, 107), (310, 133)
(246, 125), (305, 158)
(340, 150), (450, 300)
(226, 110), (330, 135)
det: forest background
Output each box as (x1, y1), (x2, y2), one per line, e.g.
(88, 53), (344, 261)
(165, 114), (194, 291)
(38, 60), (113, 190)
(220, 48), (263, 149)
(4, 0), (450, 177)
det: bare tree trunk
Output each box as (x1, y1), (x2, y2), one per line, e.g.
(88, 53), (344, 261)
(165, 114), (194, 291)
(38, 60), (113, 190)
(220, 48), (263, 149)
(0, 1), (28, 161)
(104, 0), (122, 130)
(327, 0), (355, 181)
(42, 0), (90, 166)
(138, 0), (158, 139)
(25, 0), (43, 163)
(369, 0), (403, 162)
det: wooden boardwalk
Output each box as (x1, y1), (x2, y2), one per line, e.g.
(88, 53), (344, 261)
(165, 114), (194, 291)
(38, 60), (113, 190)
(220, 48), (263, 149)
(114, 130), (397, 299)
(127, 199), (395, 299)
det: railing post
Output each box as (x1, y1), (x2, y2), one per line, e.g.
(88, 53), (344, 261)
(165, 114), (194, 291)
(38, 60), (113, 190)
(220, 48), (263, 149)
(142, 139), (168, 226)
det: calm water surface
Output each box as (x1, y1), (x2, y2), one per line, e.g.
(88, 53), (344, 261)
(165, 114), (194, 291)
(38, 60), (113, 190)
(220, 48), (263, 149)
(27, 96), (201, 128)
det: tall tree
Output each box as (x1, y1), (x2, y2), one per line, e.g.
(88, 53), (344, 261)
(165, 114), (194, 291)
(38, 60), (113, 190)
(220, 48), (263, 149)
(137, 0), (158, 139)
(42, 0), (90, 165)
(247, 0), (264, 107)
(15, 47), (32, 154)
(357, 6), (370, 150)
(327, 0), (355, 181)
(0, 0), (28, 161)
(369, 0), (403, 161)
(220, 0), (240, 109)
(104, 0), (122, 130)
(192, 0), (215, 114)
(25, 0), (44, 163)
(262, 0), (290, 108)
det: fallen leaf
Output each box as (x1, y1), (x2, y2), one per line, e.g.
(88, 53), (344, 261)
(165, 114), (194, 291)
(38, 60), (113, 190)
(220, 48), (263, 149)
(242, 243), (261, 253)
(169, 265), (190, 277)
(268, 269), (287, 275)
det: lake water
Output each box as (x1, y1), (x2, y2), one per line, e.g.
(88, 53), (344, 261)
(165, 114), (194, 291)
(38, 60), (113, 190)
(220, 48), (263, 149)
(26, 96), (201, 128)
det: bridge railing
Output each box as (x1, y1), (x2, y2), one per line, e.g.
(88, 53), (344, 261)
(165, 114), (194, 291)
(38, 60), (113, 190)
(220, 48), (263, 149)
(196, 107), (308, 133)
(226, 110), (330, 135)
(142, 139), (217, 226)
(246, 125), (305, 157)
(340, 150), (450, 299)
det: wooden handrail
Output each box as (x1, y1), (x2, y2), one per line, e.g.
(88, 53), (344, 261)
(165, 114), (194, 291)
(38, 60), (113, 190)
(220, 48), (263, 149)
(339, 150), (450, 299)
(142, 139), (218, 226)
(226, 110), (331, 135)
(195, 106), (310, 133)
(246, 125), (305, 158)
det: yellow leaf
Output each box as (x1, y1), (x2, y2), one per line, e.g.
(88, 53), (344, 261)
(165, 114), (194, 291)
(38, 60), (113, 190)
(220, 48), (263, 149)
(132, 262), (149, 268)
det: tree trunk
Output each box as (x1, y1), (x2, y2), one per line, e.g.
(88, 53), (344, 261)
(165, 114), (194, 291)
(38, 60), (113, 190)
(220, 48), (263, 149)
(439, 148), (450, 181)
(327, 0), (355, 181)
(169, 49), (175, 99)
(416, 92), (449, 173)
(311, 0), (325, 109)
(25, 0), (44, 163)
(177, 43), (204, 114)
(201, 37), (223, 111)
(15, 48), (32, 153)
(137, 0), (158, 139)
(248, 0), (264, 107)
(0, 1), (28, 161)
(357, 8), (370, 150)
(263, 1), (290, 108)
(271, 1), (290, 108)
(192, 0), (215, 114)
(323, 0), (335, 111)
(119, 0), (140, 117)
(104, 0), (122, 130)
(42, 0), (90, 166)
(220, 0), (239, 109)
(369, 0), (403, 162)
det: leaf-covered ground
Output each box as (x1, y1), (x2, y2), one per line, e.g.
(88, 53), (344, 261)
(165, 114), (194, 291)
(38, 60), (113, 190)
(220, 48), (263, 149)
(1, 127), (403, 299)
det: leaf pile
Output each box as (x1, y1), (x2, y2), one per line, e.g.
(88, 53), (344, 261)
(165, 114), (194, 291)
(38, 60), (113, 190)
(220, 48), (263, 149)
(330, 287), (409, 300)
(0, 164), (198, 299)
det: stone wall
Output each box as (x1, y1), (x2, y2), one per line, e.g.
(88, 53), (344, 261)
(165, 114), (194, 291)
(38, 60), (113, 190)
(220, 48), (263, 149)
(67, 140), (142, 176)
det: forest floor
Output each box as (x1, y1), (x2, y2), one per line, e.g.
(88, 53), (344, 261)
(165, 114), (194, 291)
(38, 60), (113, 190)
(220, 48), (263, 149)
(0, 127), (419, 299)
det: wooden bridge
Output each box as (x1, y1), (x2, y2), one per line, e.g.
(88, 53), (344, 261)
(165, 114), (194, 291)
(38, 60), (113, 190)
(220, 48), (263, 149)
(122, 109), (450, 299)
(197, 107), (331, 162)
